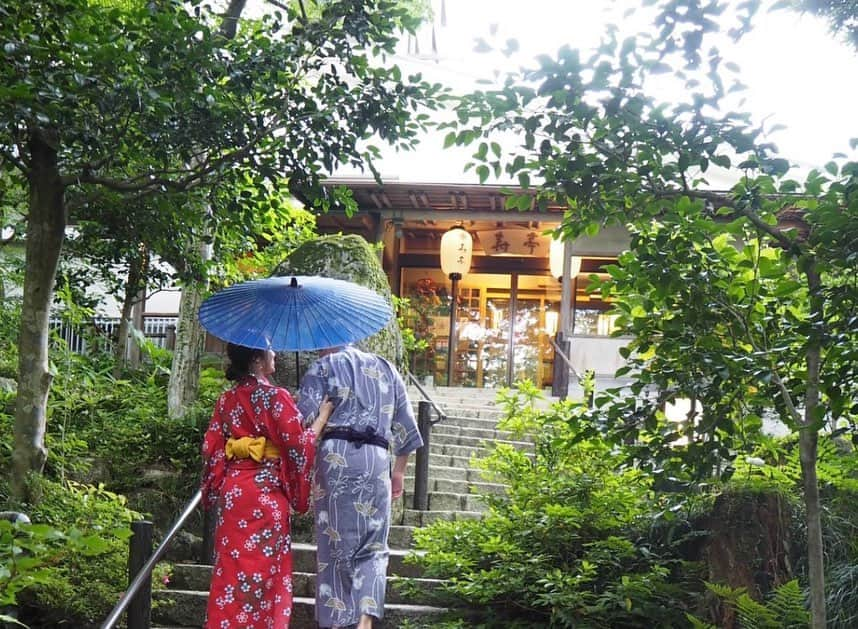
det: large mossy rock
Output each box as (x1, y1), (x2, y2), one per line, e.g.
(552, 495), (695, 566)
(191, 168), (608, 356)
(270, 234), (403, 393)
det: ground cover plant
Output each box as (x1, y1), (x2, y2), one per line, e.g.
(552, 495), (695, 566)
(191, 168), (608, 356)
(0, 298), (224, 626)
(11, 479), (139, 628)
(411, 386), (858, 628)
(412, 387), (708, 628)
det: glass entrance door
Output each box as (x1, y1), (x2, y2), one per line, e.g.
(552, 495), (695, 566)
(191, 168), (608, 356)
(481, 275), (559, 388)
(480, 293), (510, 387)
(401, 269), (558, 388)
(512, 275), (560, 389)
(511, 296), (551, 386)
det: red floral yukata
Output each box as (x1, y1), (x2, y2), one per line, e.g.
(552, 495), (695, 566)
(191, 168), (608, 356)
(201, 375), (318, 629)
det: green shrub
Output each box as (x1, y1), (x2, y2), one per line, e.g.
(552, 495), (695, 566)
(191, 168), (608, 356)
(822, 485), (858, 629)
(689, 579), (809, 629)
(10, 478), (138, 628)
(39, 350), (220, 499)
(0, 519), (67, 612)
(0, 512), (135, 628)
(0, 301), (20, 379)
(826, 560), (858, 629)
(412, 392), (704, 627)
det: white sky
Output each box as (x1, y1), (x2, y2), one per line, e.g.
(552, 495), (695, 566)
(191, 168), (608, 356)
(336, 0), (858, 185)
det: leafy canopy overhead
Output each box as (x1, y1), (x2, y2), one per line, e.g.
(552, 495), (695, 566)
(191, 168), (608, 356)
(790, 0), (858, 51)
(440, 0), (858, 480)
(445, 2), (854, 626)
(0, 0), (443, 208)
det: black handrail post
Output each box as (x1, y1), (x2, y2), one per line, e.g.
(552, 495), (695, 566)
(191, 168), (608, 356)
(551, 332), (570, 400)
(202, 506), (216, 564)
(103, 491), (202, 629)
(127, 520), (153, 629)
(412, 401), (432, 511)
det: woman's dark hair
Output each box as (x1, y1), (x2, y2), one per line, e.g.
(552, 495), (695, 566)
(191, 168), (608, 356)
(225, 343), (265, 381)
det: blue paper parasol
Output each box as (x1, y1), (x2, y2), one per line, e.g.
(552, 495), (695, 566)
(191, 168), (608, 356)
(198, 276), (393, 351)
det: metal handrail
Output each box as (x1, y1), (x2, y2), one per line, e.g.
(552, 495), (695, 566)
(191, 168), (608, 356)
(101, 489), (203, 629)
(549, 336), (583, 384)
(401, 372), (447, 512)
(404, 370), (446, 424)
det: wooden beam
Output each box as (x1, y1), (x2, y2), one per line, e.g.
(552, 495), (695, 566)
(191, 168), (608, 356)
(398, 254), (610, 274)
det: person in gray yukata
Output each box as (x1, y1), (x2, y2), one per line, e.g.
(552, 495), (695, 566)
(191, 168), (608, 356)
(297, 346), (423, 629)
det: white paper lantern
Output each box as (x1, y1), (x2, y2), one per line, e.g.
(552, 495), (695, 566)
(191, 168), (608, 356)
(440, 226), (473, 279)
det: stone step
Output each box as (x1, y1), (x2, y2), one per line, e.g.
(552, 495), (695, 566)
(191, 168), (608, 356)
(400, 509), (483, 527)
(406, 449), (531, 474)
(428, 441), (532, 459)
(428, 432), (534, 452)
(409, 400), (503, 417)
(405, 476), (507, 497)
(434, 415), (506, 430)
(165, 566), (443, 605)
(440, 408), (505, 420)
(399, 491), (490, 513)
(407, 386), (502, 402)
(299, 543), (425, 577)
(292, 524), (415, 549)
(408, 446), (471, 468)
(166, 540), (428, 578)
(387, 524), (415, 549)
(426, 491), (487, 512)
(429, 442), (486, 459)
(153, 592), (448, 628)
(432, 423), (533, 443)
(403, 463), (501, 483)
(408, 390), (553, 413)
(174, 543), (424, 579)
(409, 393), (498, 406)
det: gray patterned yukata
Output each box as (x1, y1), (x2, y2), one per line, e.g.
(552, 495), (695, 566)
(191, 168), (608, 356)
(297, 346), (423, 628)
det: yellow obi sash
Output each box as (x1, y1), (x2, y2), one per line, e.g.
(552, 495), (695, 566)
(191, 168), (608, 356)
(225, 436), (280, 462)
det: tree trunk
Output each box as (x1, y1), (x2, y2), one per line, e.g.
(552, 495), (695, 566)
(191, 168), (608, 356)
(131, 248), (151, 368)
(129, 287), (144, 368)
(164, 0), (246, 418)
(11, 128), (66, 502)
(113, 267), (136, 374)
(802, 263), (825, 628)
(167, 281), (206, 418)
(113, 247), (148, 375)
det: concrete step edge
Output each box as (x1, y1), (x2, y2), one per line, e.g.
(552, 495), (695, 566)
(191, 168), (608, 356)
(168, 566), (443, 582)
(152, 591), (452, 612)
(428, 436), (535, 448)
(404, 475), (506, 489)
(402, 509), (483, 518)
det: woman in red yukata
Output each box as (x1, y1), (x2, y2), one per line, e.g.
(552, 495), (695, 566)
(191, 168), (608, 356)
(201, 343), (333, 628)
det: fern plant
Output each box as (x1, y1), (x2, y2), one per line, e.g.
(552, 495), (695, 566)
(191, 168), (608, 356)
(688, 579), (809, 629)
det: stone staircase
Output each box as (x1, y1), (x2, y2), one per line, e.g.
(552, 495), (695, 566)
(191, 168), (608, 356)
(152, 386), (539, 628)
